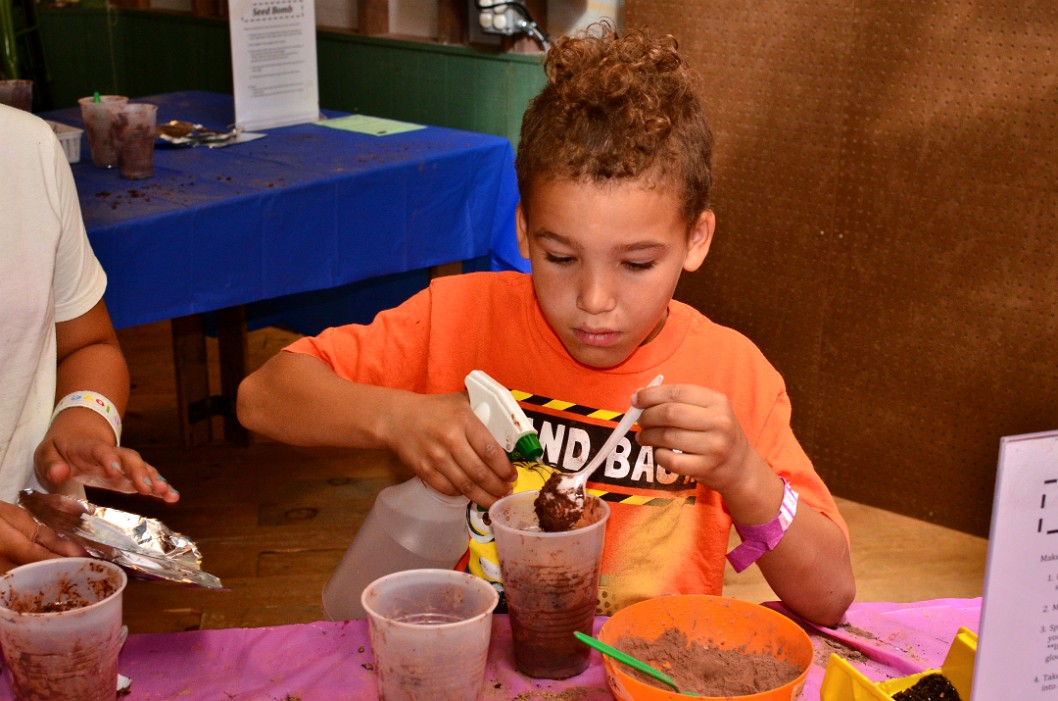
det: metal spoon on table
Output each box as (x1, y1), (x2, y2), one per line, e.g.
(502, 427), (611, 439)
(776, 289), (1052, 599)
(574, 631), (701, 697)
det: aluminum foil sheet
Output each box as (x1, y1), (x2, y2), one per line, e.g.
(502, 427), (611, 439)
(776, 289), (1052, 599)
(18, 489), (223, 589)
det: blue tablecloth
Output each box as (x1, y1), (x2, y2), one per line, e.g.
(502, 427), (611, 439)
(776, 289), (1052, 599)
(44, 91), (525, 330)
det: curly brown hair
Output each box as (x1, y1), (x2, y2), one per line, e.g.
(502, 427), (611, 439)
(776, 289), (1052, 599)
(516, 21), (713, 228)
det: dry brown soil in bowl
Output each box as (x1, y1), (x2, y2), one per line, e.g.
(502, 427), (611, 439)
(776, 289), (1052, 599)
(615, 629), (801, 696)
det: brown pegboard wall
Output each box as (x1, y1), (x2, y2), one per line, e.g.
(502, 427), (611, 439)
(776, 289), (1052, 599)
(627, 1), (1058, 535)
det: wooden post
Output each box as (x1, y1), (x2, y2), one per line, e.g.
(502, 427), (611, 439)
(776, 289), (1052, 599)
(171, 307), (250, 447)
(358, 0), (388, 36)
(171, 314), (213, 446)
(437, 0), (467, 45)
(191, 0), (220, 17)
(217, 305), (250, 445)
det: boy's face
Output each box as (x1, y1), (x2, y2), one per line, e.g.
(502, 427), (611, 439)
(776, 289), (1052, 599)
(517, 176), (714, 369)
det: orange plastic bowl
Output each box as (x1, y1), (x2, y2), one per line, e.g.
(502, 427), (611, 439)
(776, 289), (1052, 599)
(598, 595), (812, 700)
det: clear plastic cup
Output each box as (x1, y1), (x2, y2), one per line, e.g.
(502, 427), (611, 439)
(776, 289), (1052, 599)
(78, 95), (128, 168)
(362, 568), (498, 701)
(112, 102), (158, 180)
(489, 489), (610, 679)
(0, 557), (127, 701)
(0, 80), (32, 111)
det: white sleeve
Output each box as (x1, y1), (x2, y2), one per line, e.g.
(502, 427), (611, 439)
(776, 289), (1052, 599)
(48, 128), (107, 323)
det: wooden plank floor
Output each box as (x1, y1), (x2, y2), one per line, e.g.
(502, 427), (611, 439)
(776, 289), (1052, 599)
(99, 320), (989, 634)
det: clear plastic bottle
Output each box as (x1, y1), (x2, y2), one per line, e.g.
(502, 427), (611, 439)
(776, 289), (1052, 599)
(320, 370), (542, 621)
(321, 477), (469, 621)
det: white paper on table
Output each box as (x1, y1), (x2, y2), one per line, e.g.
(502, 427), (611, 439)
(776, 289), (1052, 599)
(207, 131), (268, 148)
(974, 429), (1058, 700)
(228, 0), (319, 132)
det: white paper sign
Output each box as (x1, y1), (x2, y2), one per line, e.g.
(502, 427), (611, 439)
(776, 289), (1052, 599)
(974, 429), (1058, 699)
(228, 0), (319, 131)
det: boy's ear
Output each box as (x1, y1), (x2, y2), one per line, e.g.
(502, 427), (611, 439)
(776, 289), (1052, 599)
(683, 210), (716, 272)
(516, 202), (531, 259)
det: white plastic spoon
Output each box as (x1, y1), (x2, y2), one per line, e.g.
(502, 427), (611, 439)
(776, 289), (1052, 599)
(553, 374), (663, 499)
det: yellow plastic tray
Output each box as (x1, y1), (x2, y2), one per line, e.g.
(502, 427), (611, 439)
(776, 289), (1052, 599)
(820, 627), (976, 700)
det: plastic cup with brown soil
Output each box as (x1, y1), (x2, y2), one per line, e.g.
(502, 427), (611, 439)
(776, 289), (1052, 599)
(112, 102), (158, 180)
(0, 557), (127, 701)
(361, 569), (498, 701)
(0, 80), (33, 111)
(490, 489), (610, 679)
(78, 95), (129, 168)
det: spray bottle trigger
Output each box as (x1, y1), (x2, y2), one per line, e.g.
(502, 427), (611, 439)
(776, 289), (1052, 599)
(465, 370), (542, 462)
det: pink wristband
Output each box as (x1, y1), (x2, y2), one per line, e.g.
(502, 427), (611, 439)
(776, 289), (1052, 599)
(726, 478), (799, 573)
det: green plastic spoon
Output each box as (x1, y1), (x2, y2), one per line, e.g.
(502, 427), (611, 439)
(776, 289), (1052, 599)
(573, 631), (701, 697)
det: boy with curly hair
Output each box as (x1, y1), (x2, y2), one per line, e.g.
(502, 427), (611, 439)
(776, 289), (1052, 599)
(238, 22), (855, 625)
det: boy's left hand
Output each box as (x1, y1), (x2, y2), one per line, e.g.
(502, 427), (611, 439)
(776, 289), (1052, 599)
(33, 410), (179, 503)
(632, 383), (757, 494)
(635, 385), (856, 626)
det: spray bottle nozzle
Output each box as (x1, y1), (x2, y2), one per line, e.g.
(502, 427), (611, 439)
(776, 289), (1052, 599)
(511, 433), (543, 463)
(465, 370), (542, 462)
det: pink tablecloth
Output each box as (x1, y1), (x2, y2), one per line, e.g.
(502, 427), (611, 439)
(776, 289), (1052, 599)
(783, 597), (982, 697)
(0, 598), (982, 700)
(112, 615), (614, 701)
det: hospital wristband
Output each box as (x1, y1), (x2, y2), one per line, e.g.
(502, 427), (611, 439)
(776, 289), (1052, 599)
(51, 391), (123, 447)
(726, 478), (799, 573)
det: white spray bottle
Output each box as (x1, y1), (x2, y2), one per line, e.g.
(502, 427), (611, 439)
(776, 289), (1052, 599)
(321, 370), (541, 620)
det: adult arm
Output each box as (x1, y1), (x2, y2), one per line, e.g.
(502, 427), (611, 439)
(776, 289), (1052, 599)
(34, 300), (178, 502)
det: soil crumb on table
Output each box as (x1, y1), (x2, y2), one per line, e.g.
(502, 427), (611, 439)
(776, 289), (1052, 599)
(615, 629), (801, 696)
(892, 673), (962, 701)
(839, 622), (878, 640)
(814, 636), (869, 667)
(511, 689), (591, 700)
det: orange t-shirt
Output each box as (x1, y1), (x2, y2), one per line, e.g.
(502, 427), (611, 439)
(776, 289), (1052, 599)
(286, 271), (848, 614)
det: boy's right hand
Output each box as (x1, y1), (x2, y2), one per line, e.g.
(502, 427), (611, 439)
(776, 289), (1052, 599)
(382, 391), (517, 508)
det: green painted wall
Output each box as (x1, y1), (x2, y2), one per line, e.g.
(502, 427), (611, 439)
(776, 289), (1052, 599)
(37, 7), (545, 143)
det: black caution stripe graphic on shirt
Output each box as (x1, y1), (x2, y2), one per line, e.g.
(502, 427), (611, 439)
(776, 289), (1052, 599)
(511, 388), (698, 500)
(596, 491), (698, 506)
(514, 390), (623, 421)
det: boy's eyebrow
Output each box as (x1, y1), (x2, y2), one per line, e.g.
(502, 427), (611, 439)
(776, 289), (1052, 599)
(616, 241), (668, 253)
(533, 230), (669, 253)
(532, 229), (569, 245)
